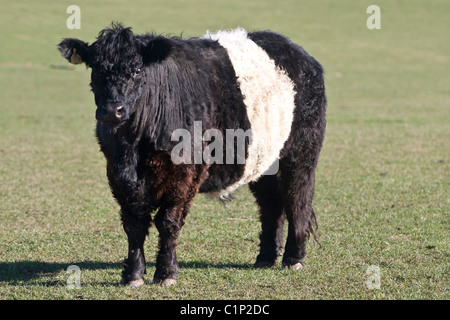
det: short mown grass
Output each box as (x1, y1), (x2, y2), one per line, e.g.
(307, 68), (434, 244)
(0, 0), (448, 299)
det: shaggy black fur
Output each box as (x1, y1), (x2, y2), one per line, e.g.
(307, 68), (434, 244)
(58, 23), (326, 286)
(248, 31), (326, 267)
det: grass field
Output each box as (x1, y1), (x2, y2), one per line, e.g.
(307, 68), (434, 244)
(0, 0), (448, 300)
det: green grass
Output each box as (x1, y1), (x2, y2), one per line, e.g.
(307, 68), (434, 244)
(0, 0), (448, 299)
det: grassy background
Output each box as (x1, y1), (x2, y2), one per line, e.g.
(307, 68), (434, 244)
(0, 0), (448, 299)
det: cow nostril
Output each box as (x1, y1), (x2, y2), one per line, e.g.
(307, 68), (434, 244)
(115, 106), (124, 117)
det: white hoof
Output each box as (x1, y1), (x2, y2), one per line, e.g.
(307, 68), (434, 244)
(283, 262), (303, 270)
(161, 279), (177, 287)
(120, 278), (144, 288)
(152, 278), (177, 287)
(129, 279), (145, 287)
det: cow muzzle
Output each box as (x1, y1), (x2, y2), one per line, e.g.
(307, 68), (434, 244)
(96, 102), (127, 124)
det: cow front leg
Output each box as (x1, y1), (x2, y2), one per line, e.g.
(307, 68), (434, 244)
(153, 204), (189, 287)
(120, 213), (151, 287)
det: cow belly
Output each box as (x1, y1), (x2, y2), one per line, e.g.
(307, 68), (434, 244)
(204, 29), (296, 199)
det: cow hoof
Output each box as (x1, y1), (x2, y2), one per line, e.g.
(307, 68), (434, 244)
(152, 278), (177, 287)
(120, 278), (145, 288)
(162, 279), (177, 287)
(282, 262), (303, 270)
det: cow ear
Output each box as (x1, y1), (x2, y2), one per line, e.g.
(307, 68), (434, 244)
(58, 38), (90, 65)
(141, 36), (172, 65)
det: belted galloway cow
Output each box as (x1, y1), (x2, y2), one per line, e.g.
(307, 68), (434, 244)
(58, 23), (326, 287)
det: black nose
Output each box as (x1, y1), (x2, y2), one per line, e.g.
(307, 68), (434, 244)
(96, 102), (125, 123)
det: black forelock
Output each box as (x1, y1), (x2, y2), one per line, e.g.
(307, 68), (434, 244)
(89, 22), (143, 74)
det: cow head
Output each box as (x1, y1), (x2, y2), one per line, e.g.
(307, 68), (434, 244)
(58, 23), (171, 127)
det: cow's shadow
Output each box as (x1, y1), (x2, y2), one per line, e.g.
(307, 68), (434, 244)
(0, 260), (252, 286)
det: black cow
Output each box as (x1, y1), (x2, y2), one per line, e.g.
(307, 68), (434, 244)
(58, 23), (326, 287)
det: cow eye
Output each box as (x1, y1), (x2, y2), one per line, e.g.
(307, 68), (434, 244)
(133, 68), (141, 79)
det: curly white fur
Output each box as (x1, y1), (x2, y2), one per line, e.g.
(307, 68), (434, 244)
(204, 28), (296, 199)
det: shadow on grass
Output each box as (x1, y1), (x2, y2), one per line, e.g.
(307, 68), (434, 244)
(0, 260), (253, 286)
(0, 261), (122, 286)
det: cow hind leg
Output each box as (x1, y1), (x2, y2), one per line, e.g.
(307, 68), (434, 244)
(250, 174), (285, 268)
(279, 160), (319, 270)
